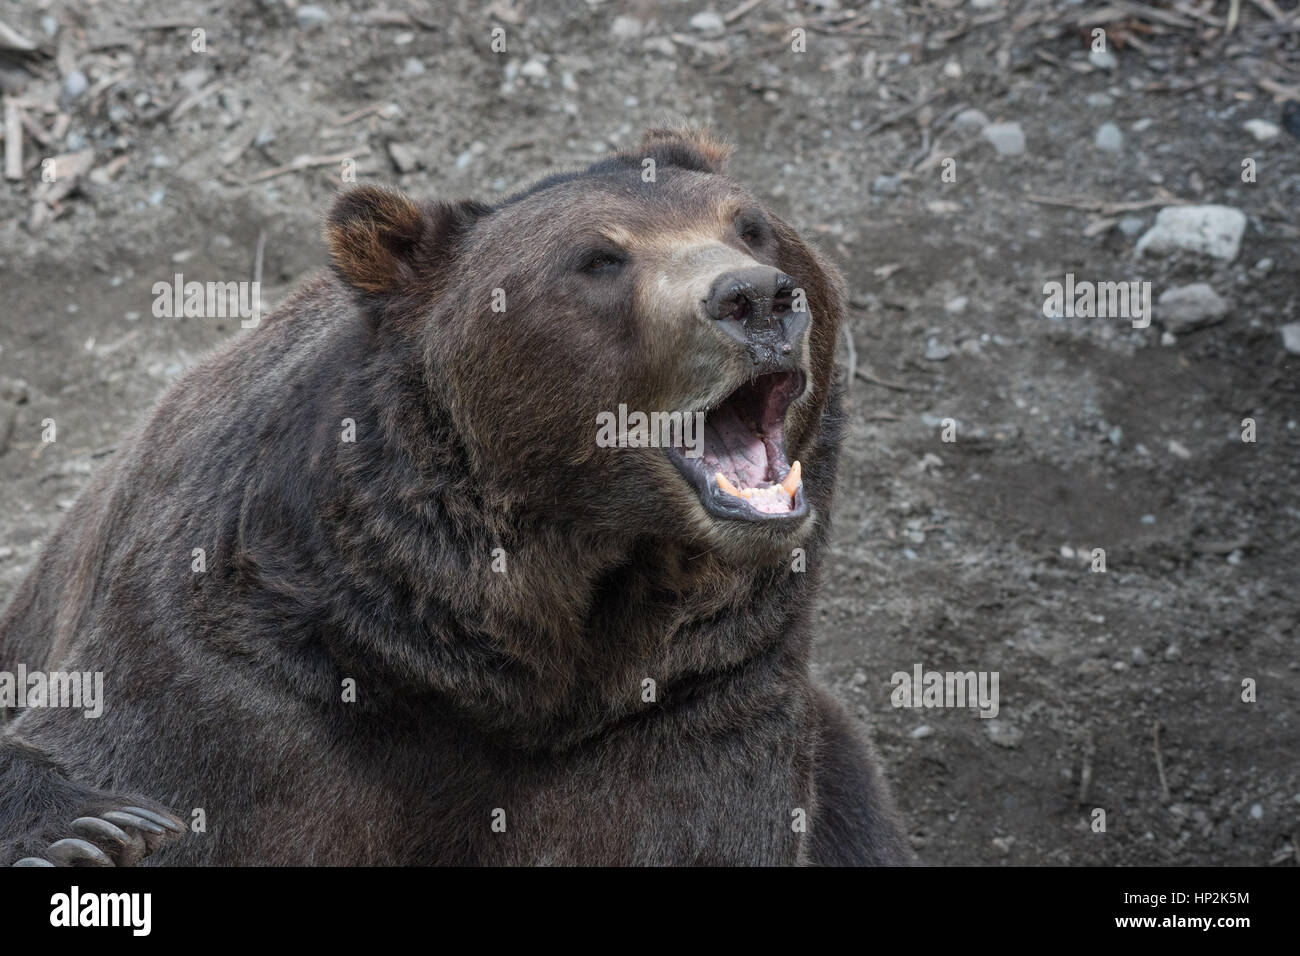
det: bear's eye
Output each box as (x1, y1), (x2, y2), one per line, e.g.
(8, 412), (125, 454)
(578, 248), (628, 276)
(735, 214), (768, 247)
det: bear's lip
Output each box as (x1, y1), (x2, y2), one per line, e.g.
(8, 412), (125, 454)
(665, 371), (809, 523)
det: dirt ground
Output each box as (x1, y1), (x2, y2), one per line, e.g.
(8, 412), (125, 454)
(0, 0), (1296, 866)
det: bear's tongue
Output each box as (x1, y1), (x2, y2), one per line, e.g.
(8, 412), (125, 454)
(701, 401), (800, 515)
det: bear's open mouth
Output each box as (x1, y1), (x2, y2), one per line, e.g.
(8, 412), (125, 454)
(666, 371), (808, 523)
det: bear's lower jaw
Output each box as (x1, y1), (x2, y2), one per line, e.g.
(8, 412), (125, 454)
(666, 371), (809, 524)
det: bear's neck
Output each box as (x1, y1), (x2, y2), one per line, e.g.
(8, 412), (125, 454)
(314, 330), (822, 745)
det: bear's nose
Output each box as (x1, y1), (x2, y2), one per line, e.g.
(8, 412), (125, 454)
(704, 267), (798, 328)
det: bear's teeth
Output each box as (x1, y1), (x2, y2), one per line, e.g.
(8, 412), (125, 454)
(715, 464), (801, 507)
(780, 460), (802, 499)
(716, 472), (747, 499)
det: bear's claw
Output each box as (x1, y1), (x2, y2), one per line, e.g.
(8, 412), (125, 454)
(72, 816), (139, 859)
(121, 806), (185, 833)
(10, 808), (186, 867)
(45, 838), (114, 867)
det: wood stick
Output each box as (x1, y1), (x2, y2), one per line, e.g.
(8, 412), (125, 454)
(329, 102), (396, 128)
(1078, 733), (1096, 804)
(853, 366), (916, 392)
(224, 147), (370, 185)
(861, 88), (946, 137)
(1153, 720), (1171, 803)
(169, 80), (225, 121)
(724, 0), (766, 24)
(3, 98), (23, 181)
(843, 324), (857, 396)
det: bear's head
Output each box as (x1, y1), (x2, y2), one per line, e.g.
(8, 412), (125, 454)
(324, 126), (844, 566)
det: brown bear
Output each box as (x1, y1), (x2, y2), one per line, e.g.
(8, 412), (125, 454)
(0, 126), (909, 866)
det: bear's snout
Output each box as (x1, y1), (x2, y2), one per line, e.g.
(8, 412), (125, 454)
(704, 267), (796, 325)
(704, 266), (809, 367)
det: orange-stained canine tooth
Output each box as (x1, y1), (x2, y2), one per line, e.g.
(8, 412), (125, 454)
(715, 472), (745, 499)
(780, 460), (802, 499)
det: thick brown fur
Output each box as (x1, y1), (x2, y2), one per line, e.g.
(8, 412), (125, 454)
(0, 128), (910, 865)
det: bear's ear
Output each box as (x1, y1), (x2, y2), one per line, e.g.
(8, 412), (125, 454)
(638, 125), (733, 174)
(324, 186), (487, 297)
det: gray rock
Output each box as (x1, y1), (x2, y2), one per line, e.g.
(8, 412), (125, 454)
(689, 11), (724, 31)
(1086, 92), (1114, 108)
(911, 725), (935, 739)
(1135, 205), (1247, 261)
(1118, 216), (1146, 237)
(1095, 122), (1122, 152)
(1089, 48), (1118, 71)
(952, 108), (989, 131)
(1157, 283), (1228, 332)
(60, 70), (88, 106)
(871, 173), (900, 196)
(987, 720), (1023, 749)
(610, 15), (644, 38)
(982, 121), (1025, 156)
(296, 5), (330, 29)
(402, 57), (425, 76)
(1243, 119), (1279, 142)
(1281, 323), (1300, 355)
(387, 142), (419, 173)
(642, 36), (676, 56)
(0, 377), (29, 404)
(924, 338), (953, 361)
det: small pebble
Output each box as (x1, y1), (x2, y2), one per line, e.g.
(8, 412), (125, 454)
(1280, 323), (1300, 355)
(1095, 122), (1123, 152)
(60, 70), (88, 106)
(1243, 119), (1279, 142)
(689, 11), (724, 31)
(1089, 49), (1118, 71)
(296, 5), (330, 29)
(982, 122), (1025, 157)
(871, 173), (900, 196)
(953, 108), (990, 131)
(924, 338), (953, 361)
